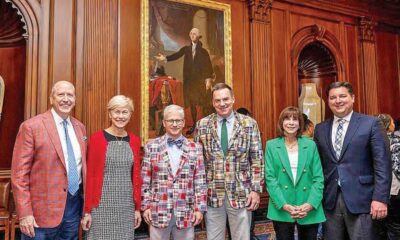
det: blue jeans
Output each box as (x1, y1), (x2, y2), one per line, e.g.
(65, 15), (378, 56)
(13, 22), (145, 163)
(22, 192), (83, 240)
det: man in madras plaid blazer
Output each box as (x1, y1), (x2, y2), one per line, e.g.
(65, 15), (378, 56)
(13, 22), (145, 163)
(141, 105), (207, 240)
(194, 83), (264, 240)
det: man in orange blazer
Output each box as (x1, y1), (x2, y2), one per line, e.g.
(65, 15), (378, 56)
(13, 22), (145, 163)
(12, 81), (87, 240)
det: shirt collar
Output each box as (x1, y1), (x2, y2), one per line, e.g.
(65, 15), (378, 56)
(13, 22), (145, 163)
(217, 111), (234, 124)
(165, 134), (185, 141)
(333, 111), (353, 123)
(51, 108), (71, 125)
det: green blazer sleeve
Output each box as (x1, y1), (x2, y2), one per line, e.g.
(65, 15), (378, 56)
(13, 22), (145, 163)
(265, 141), (287, 209)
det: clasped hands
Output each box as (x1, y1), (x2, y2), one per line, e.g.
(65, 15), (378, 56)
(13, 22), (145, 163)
(283, 203), (313, 219)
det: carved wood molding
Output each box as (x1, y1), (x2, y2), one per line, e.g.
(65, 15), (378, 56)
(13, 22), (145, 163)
(358, 16), (377, 43)
(290, 24), (345, 81)
(291, 24), (346, 85)
(249, 0), (273, 23)
(0, 0), (27, 47)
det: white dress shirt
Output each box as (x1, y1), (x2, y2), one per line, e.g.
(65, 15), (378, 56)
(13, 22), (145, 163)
(217, 111), (235, 145)
(331, 111), (353, 149)
(288, 151), (299, 184)
(51, 108), (82, 184)
(166, 135), (184, 176)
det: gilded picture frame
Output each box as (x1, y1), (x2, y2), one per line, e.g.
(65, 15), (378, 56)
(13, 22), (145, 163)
(141, 0), (232, 143)
(0, 76), (4, 121)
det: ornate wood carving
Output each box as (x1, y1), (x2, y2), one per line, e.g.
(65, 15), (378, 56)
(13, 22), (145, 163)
(0, 0), (27, 47)
(249, 0), (273, 23)
(291, 24), (346, 91)
(359, 16), (377, 42)
(358, 16), (379, 114)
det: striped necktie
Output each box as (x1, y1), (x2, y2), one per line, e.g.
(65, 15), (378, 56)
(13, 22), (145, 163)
(334, 118), (346, 159)
(62, 120), (79, 195)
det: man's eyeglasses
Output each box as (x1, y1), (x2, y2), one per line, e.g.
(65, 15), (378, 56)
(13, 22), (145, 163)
(164, 119), (184, 125)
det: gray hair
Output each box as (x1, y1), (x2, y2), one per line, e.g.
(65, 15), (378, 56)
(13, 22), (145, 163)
(163, 104), (184, 119)
(51, 80), (75, 97)
(107, 95), (134, 112)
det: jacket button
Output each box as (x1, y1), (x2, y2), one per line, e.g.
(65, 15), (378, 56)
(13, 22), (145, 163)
(284, 185), (288, 189)
(303, 187), (307, 190)
(303, 169), (306, 172)
(283, 169), (286, 172)
(63, 188), (67, 192)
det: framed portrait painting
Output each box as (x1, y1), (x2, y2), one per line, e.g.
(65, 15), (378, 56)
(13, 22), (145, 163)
(141, 0), (232, 142)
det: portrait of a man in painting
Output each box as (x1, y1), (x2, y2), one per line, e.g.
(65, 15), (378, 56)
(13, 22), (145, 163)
(145, 0), (230, 138)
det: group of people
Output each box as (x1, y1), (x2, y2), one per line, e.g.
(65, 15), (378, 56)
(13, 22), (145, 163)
(10, 80), (399, 240)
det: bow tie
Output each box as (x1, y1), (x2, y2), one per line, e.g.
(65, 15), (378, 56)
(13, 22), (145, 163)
(167, 138), (184, 148)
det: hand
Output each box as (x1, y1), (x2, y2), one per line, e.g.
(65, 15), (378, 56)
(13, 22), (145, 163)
(191, 211), (203, 226)
(282, 204), (300, 219)
(143, 209), (152, 225)
(246, 191), (260, 211)
(296, 203), (313, 219)
(81, 213), (92, 231)
(154, 53), (166, 62)
(20, 215), (39, 238)
(370, 201), (388, 220)
(134, 210), (142, 229)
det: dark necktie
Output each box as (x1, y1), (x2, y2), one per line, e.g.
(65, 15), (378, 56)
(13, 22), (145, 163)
(167, 138), (184, 149)
(221, 119), (228, 156)
(62, 120), (79, 195)
(334, 118), (345, 159)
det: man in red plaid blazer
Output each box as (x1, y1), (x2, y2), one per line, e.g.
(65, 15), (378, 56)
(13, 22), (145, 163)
(141, 104), (207, 240)
(11, 81), (87, 239)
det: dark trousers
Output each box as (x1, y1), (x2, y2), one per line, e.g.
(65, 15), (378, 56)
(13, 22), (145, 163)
(324, 191), (380, 240)
(22, 192), (83, 240)
(272, 220), (319, 240)
(385, 195), (400, 240)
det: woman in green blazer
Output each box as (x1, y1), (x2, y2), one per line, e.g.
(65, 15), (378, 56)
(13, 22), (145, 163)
(265, 107), (325, 240)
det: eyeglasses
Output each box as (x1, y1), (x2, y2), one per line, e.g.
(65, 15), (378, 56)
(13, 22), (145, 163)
(164, 119), (184, 125)
(111, 110), (131, 117)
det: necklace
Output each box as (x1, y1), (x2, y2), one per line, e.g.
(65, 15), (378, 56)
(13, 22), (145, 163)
(114, 135), (123, 145)
(285, 140), (298, 150)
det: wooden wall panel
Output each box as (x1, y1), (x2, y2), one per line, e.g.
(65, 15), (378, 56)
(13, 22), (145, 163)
(50, 0), (75, 84)
(81, 0), (119, 135)
(119, 0), (141, 136)
(0, 46), (26, 168)
(376, 31), (400, 119)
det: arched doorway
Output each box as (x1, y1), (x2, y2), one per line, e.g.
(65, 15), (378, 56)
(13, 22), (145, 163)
(291, 24), (345, 122)
(298, 42), (337, 120)
(0, 0), (27, 167)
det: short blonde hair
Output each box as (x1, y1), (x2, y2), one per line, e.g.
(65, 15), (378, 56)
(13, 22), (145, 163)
(163, 104), (184, 119)
(107, 95), (134, 112)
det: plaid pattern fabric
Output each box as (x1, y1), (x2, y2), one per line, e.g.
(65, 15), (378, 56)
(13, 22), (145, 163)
(334, 118), (345, 159)
(11, 110), (87, 227)
(194, 112), (264, 209)
(141, 135), (207, 229)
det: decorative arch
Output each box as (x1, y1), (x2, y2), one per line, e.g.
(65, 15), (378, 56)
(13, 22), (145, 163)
(291, 24), (346, 88)
(6, 0), (49, 118)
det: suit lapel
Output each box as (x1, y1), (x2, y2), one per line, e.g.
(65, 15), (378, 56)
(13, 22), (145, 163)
(174, 138), (189, 178)
(208, 114), (223, 155)
(276, 138), (294, 183)
(325, 118), (338, 162)
(339, 113), (360, 160)
(42, 110), (66, 169)
(228, 113), (242, 151)
(158, 136), (173, 178)
(295, 138), (308, 185)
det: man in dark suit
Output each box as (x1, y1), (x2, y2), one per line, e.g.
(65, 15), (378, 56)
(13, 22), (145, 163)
(156, 28), (214, 134)
(314, 81), (391, 240)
